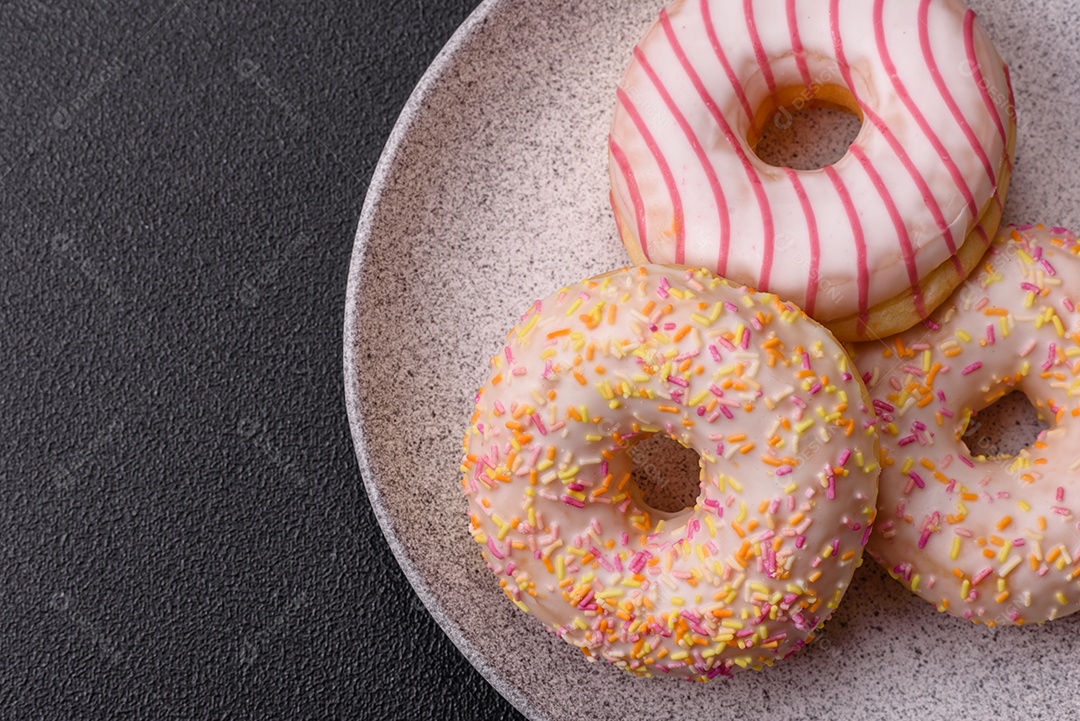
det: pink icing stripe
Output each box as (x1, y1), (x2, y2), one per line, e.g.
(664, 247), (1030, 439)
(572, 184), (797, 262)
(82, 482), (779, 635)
(616, 87), (685, 261)
(830, 0), (962, 273)
(661, 10), (775, 287)
(609, 137), (648, 258)
(786, 0), (812, 87)
(919, 0), (996, 186)
(634, 45), (729, 269)
(849, 144), (925, 316)
(964, 9), (1012, 172)
(744, 0), (777, 95)
(824, 165), (869, 332)
(783, 169), (820, 316)
(700, 0), (754, 123)
(873, 0), (977, 219)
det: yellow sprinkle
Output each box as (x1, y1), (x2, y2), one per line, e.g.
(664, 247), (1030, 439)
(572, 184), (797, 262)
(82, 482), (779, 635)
(670, 596), (685, 607)
(1056, 592), (1068, 606)
(950, 536), (961, 560)
(795, 419), (815, 434)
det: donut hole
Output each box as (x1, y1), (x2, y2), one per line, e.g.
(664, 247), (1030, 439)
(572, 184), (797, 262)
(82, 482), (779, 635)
(628, 434), (703, 514)
(961, 391), (1048, 458)
(750, 85), (863, 171)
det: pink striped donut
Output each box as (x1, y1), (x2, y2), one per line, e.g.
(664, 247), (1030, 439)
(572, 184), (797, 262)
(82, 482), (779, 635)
(609, 0), (1015, 341)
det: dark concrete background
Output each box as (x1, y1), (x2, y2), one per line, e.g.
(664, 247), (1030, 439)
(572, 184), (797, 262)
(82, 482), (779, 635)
(0, 1), (523, 718)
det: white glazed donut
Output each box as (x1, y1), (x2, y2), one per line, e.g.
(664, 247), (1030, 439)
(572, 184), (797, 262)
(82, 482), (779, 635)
(460, 265), (879, 679)
(609, 0), (1015, 341)
(858, 225), (1080, 625)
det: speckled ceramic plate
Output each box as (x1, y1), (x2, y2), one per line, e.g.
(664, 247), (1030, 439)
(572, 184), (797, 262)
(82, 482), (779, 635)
(344, 1), (1080, 718)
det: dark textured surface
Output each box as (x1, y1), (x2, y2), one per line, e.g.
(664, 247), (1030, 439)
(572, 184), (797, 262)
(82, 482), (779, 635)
(0, 1), (522, 718)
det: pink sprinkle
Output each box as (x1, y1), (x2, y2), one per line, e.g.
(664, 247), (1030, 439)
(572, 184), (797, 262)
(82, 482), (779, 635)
(923, 319), (941, 331)
(898, 435), (917, 447)
(962, 362), (983, 376)
(667, 376), (689, 388)
(791, 396), (806, 409)
(1044, 343), (1058, 371)
(909, 472), (926, 489)
(720, 406), (734, 420)
(986, 324), (995, 345)
(1013, 538), (1025, 547)
(697, 406), (706, 417)
(620, 532), (629, 546)
(1041, 259), (1057, 276)
(561, 495), (584, 509)
(505, 347), (515, 364)
(657, 277), (671, 298)
(505, 563), (515, 576)
(808, 383), (822, 395)
(567, 483), (584, 492)
(776, 465), (793, 477)
(600, 461), (608, 476)
(873, 400), (895, 413)
(802, 352), (811, 370)
(530, 413), (547, 436)
(1065, 298), (1076, 313)
(795, 535), (806, 549)
(718, 336), (735, 351)
(724, 302), (738, 313)
(972, 567), (993, 585)
(827, 474), (836, 500)
(486, 536), (504, 560)
(1058, 487), (1066, 502)
(838, 449), (851, 466)
(710, 345), (722, 362)
(941, 408), (955, 418)
(918, 529), (932, 549)
(1053, 507), (1070, 516)
(1020, 282), (1041, 293)
(493, 401), (505, 414)
(741, 330), (751, 350)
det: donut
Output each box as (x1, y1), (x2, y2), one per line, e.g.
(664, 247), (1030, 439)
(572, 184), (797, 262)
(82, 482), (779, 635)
(608, 0), (1016, 341)
(857, 225), (1080, 625)
(460, 265), (880, 679)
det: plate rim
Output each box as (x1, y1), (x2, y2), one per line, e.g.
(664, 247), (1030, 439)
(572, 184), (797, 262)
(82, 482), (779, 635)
(342, 1), (541, 718)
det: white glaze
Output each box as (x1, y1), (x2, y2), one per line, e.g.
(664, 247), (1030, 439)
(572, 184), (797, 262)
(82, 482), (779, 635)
(859, 225), (1080, 625)
(609, 0), (1013, 327)
(461, 265), (879, 679)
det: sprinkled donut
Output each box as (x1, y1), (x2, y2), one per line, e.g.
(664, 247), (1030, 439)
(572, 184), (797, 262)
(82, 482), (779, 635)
(858, 225), (1080, 625)
(460, 265), (879, 679)
(609, 0), (1015, 341)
